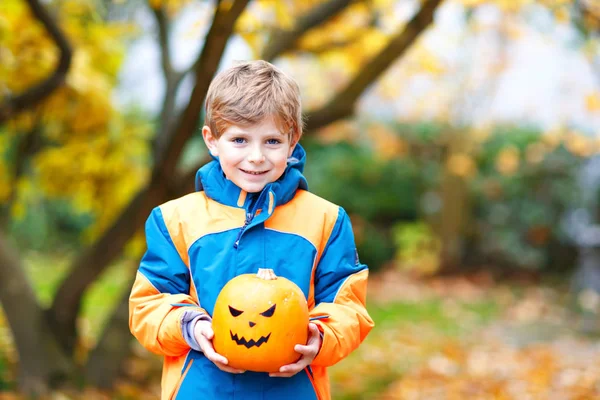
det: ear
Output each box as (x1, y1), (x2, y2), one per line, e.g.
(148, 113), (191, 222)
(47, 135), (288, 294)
(288, 139), (298, 158)
(202, 126), (219, 157)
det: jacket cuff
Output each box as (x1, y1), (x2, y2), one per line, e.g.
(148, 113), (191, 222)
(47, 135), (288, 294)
(181, 310), (212, 351)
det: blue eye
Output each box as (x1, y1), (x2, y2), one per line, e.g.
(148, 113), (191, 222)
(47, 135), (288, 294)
(266, 139), (281, 145)
(232, 138), (246, 144)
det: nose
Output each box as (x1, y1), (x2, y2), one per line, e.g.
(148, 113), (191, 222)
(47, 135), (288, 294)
(248, 146), (265, 163)
(249, 321), (256, 327)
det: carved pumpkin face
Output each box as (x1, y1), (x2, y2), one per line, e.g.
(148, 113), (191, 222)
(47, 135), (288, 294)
(212, 269), (309, 372)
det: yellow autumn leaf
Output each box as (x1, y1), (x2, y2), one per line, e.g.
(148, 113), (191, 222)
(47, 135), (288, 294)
(367, 122), (408, 160)
(10, 201), (25, 220)
(565, 132), (592, 157)
(541, 128), (564, 150)
(447, 153), (476, 178)
(554, 7), (570, 24)
(459, 0), (486, 7)
(495, 146), (520, 175)
(471, 125), (492, 143)
(585, 93), (600, 113)
(274, 1), (294, 30)
(359, 29), (389, 59)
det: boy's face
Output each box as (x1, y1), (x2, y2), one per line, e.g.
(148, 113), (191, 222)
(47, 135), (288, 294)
(202, 118), (297, 193)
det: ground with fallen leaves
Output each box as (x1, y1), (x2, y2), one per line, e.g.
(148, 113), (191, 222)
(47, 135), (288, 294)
(1, 268), (600, 399)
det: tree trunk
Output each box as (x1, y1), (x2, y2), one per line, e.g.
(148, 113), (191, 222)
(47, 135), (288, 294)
(49, 179), (169, 354)
(0, 232), (73, 394)
(437, 135), (470, 274)
(84, 275), (135, 388)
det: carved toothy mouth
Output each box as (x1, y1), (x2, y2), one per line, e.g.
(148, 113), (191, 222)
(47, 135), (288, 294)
(230, 331), (271, 348)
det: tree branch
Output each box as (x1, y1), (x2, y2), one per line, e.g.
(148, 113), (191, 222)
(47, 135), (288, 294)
(157, 0), (250, 176)
(48, 0), (250, 355)
(304, 0), (442, 132)
(262, 0), (353, 61)
(152, 5), (174, 78)
(150, 4), (181, 161)
(294, 12), (378, 55)
(0, 0), (72, 124)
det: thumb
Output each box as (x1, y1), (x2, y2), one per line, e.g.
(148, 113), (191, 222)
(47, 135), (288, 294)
(201, 324), (214, 340)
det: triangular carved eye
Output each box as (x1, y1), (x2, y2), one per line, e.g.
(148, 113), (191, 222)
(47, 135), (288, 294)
(229, 306), (243, 317)
(260, 304), (276, 317)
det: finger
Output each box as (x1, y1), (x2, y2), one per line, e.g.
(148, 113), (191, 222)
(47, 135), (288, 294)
(308, 324), (321, 342)
(200, 342), (229, 365)
(270, 360), (306, 376)
(294, 344), (309, 354)
(206, 351), (229, 366)
(294, 344), (318, 357)
(214, 361), (245, 374)
(269, 372), (296, 378)
(269, 364), (303, 378)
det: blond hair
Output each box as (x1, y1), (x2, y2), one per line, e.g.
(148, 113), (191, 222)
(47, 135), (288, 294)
(204, 60), (303, 142)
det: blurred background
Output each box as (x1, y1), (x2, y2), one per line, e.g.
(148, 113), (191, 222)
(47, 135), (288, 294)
(2, 0), (600, 398)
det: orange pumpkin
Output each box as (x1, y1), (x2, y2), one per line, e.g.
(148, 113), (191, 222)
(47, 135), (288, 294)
(212, 268), (309, 372)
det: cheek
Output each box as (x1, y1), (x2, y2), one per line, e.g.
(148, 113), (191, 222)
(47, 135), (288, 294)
(219, 149), (243, 165)
(271, 152), (290, 168)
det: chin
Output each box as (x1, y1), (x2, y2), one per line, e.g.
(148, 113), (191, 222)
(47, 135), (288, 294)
(238, 182), (267, 193)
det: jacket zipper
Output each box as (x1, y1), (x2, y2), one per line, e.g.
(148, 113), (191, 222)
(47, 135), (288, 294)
(234, 212), (253, 248)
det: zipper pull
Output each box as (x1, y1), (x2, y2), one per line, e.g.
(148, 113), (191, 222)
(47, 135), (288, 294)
(234, 213), (254, 248)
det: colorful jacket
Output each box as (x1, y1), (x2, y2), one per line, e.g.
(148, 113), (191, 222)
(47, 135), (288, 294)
(129, 144), (374, 399)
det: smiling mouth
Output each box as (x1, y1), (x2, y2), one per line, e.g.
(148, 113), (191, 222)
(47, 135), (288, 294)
(230, 331), (271, 348)
(240, 169), (268, 175)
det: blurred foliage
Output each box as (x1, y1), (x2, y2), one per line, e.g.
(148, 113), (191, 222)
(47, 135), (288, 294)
(0, 0), (152, 246)
(469, 126), (586, 270)
(393, 222), (442, 276)
(3, 0), (600, 271)
(304, 120), (592, 274)
(3, 115), (592, 275)
(4, 117), (590, 275)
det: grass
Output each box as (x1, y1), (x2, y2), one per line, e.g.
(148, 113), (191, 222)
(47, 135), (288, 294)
(368, 298), (499, 334)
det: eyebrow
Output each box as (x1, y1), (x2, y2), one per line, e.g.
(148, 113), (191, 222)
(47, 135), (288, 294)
(226, 130), (285, 136)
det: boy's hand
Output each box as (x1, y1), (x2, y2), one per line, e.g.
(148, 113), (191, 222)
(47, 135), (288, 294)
(269, 322), (322, 378)
(194, 319), (245, 374)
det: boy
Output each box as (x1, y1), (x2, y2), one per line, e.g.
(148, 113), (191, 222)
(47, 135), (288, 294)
(129, 60), (374, 400)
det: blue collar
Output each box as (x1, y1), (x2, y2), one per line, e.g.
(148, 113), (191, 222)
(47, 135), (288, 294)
(195, 144), (309, 217)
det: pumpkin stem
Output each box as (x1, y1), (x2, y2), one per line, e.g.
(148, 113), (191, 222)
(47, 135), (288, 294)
(257, 268), (277, 280)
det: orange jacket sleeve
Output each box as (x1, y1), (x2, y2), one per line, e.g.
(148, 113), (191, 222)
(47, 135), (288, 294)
(129, 207), (206, 357)
(309, 208), (374, 367)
